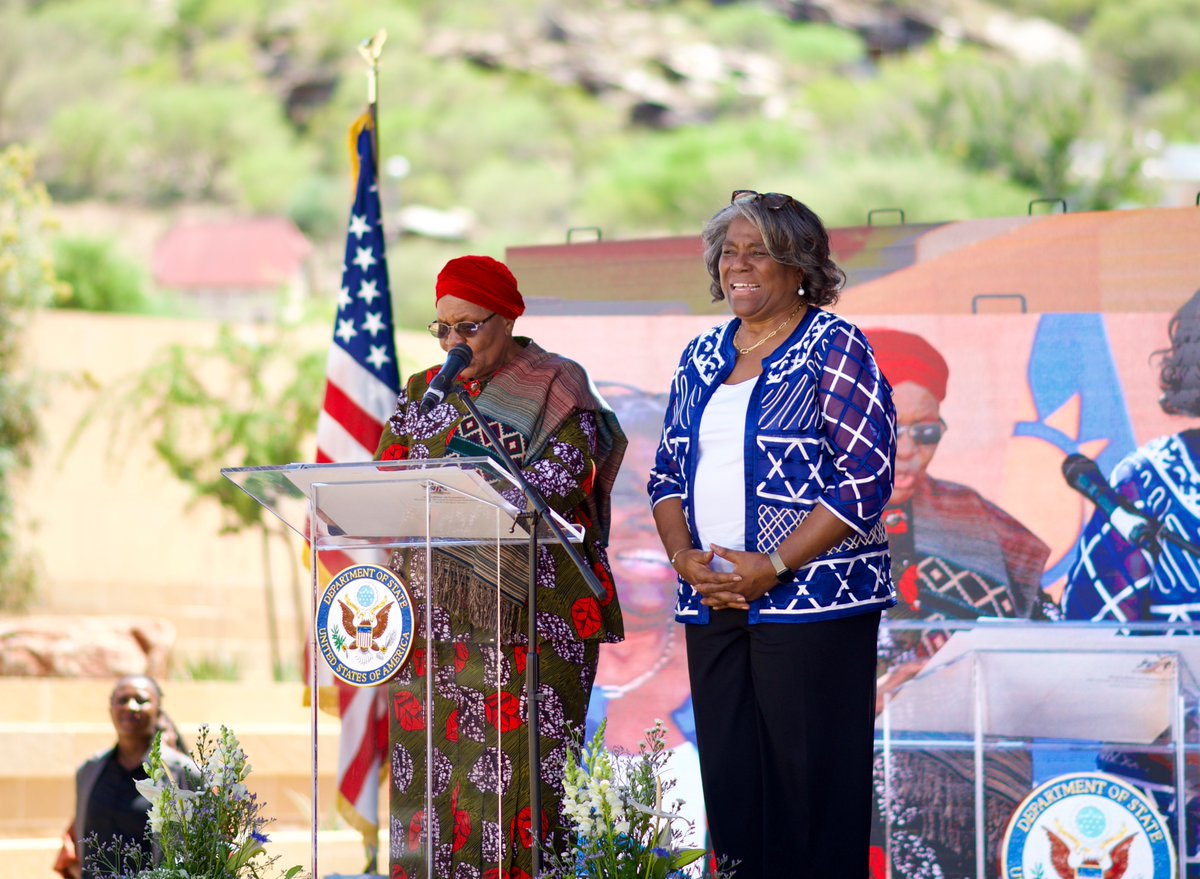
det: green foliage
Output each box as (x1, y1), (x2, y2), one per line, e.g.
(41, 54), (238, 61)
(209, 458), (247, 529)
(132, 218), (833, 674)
(91, 322), (324, 533)
(285, 172), (347, 238)
(178, 653), (242, 682)
(132, 83), (312, 207)
(699, 2), (866, 68)
(1086, 0), (1200, 93)
(1001, 0), (1103, 28)
(1, 0), (1195, 283)
(810, 48), (1147, 211)
(1, 1), (134, 148)
(53, 236), (153, 313)
(0, 144), (62, 611)
(31, 0), (161, 48)
(1141, 74), (1200, 140)
(40, 100), (134, 200)
(578, 120), (812, 236)
(792, 153), (1042, 227)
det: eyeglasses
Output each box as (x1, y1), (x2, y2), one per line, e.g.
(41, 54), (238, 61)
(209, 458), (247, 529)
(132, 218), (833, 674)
(731, 190), (798, 211)
(427, 313), (496, 340)
(896, 419), (947, 446)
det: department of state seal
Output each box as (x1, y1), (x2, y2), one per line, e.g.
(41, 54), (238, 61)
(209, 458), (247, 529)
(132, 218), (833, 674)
(315, 563), (415, 687)
(1001, 771), (1175, 879)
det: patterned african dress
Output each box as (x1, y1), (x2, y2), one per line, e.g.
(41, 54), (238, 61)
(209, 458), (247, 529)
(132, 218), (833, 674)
(375, 338), (625, 879)
(874, 476), (1056, 879)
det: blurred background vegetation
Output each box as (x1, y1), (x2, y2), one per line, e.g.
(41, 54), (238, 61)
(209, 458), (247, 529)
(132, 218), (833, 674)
(0, 0), (1196, 623)
(0, 0), (1196, 328)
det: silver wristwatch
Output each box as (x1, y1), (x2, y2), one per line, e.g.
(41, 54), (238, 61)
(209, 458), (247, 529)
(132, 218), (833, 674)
(768, 550), (791, 583)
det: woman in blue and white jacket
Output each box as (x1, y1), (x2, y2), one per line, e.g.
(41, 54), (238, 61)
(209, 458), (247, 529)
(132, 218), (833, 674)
(649, 190), (897, 879)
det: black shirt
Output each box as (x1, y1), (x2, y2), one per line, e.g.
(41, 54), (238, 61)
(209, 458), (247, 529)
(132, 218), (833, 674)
(81, 750), (152, 879)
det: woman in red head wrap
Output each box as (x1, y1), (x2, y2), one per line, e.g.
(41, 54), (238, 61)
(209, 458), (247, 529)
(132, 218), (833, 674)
(866, 327), (1055, 879)
(431, 255), (527, 382)
(376, 255), (626, 879)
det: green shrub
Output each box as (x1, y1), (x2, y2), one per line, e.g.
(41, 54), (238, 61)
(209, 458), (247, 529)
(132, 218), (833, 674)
(53, 236), (152, 313)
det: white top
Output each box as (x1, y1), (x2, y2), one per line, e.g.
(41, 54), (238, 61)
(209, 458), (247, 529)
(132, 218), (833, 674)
(693, 379), (755, 571)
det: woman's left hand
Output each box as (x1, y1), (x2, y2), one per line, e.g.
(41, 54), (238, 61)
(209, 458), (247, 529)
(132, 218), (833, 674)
(693, 544), (779, 610)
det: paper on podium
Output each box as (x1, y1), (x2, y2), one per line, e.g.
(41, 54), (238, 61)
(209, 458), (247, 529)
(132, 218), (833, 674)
(883, 624), (1200, 745)
(284, 463), (582, 544)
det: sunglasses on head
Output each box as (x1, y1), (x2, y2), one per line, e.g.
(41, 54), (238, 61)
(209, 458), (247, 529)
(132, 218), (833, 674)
(426, 313), (497, 340)
(896, 419), (947, 446)
(731, 190), (798, 211)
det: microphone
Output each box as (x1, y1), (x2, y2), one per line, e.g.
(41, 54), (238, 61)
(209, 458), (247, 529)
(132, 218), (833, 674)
(1061, 453), (1160, 553)
(419, 343), (473, 415)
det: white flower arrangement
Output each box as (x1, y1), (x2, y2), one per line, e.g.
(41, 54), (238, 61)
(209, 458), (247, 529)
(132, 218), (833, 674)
(86, 725), (303, 879)
(541, 720), (736, 879)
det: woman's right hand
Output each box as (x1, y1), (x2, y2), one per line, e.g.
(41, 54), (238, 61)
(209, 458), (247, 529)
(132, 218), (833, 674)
(673, 548), (746, 610)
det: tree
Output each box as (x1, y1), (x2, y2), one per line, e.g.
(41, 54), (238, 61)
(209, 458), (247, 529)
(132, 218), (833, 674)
(1086, 0), (1200, 94)
(0, 145), (65, 610)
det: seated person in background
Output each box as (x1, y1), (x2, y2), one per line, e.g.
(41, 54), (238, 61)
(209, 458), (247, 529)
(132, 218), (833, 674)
(66, 675), (194, 879)
(866, 328), (1057, 879)
(56, 700), (188, 878)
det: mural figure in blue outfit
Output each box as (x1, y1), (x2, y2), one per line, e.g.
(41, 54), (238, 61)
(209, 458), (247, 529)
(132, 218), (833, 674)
(1063, 291), (1200, 621)
(1063, 288), (1200, 874)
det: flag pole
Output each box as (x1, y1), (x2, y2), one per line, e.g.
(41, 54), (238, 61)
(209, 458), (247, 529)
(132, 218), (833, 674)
(357, 30), (387, 171)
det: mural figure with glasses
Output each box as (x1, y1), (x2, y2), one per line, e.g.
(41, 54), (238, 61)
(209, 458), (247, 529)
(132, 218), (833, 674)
(867, 328), (1059, 879)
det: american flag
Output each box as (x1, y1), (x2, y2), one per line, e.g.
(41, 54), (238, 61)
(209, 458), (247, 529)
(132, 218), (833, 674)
(318, 111), (401, 464)
(312, 110), (400, 863)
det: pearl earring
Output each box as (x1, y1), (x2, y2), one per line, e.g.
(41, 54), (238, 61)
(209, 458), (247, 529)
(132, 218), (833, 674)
(797, 284), (806, 297)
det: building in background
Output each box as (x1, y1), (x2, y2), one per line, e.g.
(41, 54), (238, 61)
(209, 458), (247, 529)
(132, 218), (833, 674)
(152, 217), (312, 323)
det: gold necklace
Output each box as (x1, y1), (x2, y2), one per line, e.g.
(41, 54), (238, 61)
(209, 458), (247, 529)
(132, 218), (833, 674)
(734, 301), (805, 355)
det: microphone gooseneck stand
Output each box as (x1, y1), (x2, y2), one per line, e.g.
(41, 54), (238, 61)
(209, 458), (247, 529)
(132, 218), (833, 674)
(1143, 523), (1200, 558)
(455, 390), (606, 876)
(1061, 453), (1200, 558)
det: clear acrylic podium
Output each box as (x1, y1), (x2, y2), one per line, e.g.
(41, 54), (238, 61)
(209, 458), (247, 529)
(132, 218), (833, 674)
(877, 620), (1200, 879)
(223, 458), (584, 879)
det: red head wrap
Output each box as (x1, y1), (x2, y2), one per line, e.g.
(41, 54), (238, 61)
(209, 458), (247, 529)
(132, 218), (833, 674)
(435, 255), (525, 320)
(865, 328), (949, 402)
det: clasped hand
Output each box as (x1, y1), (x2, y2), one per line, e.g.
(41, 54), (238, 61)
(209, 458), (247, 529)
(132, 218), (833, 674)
(675, 544), (778, 611)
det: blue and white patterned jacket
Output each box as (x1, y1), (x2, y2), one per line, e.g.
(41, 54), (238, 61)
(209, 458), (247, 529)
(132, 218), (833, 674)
(649, 308), (897, 624)
(1063, 432), (1200, 623)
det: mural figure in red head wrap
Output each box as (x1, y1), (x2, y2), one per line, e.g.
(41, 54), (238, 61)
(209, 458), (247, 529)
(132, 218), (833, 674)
(866, 327), (1059, 879)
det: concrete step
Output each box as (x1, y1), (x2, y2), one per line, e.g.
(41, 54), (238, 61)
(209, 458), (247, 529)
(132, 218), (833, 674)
(0, 679), (325, 725)
(38, 580), (311, 681)
(0, 679), (365, 839)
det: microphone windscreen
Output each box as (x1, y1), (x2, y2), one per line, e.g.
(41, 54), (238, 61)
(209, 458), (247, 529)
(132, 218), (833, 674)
(1061, 453), (1101, 488)
(446, 343), (473, 367)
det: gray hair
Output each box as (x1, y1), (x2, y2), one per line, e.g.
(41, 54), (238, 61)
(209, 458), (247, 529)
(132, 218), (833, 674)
(701, 197), (845, 307)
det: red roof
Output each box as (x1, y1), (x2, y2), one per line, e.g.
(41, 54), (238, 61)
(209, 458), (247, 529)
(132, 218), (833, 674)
(153, 218), (311, 290)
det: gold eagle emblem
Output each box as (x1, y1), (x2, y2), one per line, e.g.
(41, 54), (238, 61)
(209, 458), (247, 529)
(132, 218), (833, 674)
(338, 596), (393, 652)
